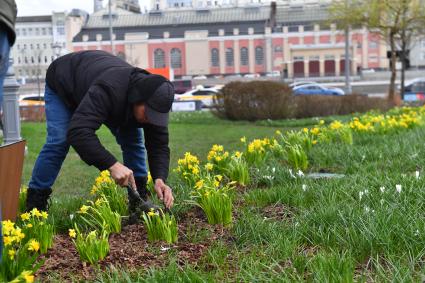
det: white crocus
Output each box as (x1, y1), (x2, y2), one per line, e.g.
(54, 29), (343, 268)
(396, 184), (402, 194)
(297, 170), (304, 177)
(302, 184), (307, 191)
(416, 171), (420, 179)
(380, 186), (385, 193)
(359, 191), (364, 200)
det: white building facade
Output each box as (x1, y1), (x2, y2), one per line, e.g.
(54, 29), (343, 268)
(10, 11), (86, 82)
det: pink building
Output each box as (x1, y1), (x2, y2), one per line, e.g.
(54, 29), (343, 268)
(72, 4), (388, 79)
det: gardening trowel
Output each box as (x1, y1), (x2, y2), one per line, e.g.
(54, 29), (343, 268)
(126, 184), (171, 215)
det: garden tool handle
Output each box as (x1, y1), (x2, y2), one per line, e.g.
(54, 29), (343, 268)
(127, 184), (143, 201)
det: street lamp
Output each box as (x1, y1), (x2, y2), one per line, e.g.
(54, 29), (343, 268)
(52, 43), (62, 58)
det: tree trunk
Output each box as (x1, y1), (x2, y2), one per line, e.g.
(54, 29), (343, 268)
(388, 31), (399, 105)
(400, 38), (407, 103)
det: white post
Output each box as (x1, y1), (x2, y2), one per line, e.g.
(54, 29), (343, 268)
(2, 58), (22, 145)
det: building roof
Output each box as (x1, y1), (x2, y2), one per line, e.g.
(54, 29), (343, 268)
(275, 3), (330, 26)
(85, 5), (270, 28)
(16, 15), (52, 23)
(73, 3), (332, 42)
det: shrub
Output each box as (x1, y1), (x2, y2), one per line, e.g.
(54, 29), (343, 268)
(213, 81), (295, 121)
(293, 94), (393, 118)
(213, 80), (393, 120)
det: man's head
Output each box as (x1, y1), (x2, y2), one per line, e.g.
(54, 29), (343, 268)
(128, 74), (175, 127)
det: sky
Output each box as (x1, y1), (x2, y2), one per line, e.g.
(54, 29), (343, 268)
(15, 0), (150, 16)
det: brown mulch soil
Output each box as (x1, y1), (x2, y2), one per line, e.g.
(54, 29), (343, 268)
(261, 204), (295, 221)
(36, 208), (231, 282)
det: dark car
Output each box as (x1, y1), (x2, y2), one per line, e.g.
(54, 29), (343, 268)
(403, 78), (425, 102)
(172, 80), (192, 94)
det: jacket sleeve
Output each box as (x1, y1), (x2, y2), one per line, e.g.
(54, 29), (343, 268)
(67, 85), (117, 171)
(143, 124), (170, 182)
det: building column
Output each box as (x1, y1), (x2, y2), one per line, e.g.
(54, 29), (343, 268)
(265, 27), (272, 73)
(248, 27), (255, 73)
(330, 24), (336, 45)
(283, 26), (292, 78)
(219, 29), (225, 74)
(362, 27), (368, 69)
(304, 59), (309, 77)
(314, 24), (320, 45)
(299, 25), (305, 45)
(319, 58), (325, 77)
(233, 28), (240, 74)
(335, 55), (341, 76)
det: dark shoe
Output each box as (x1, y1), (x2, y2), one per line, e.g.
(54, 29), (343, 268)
(26, 188), (52, 212)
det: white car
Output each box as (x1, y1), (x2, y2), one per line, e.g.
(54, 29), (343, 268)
(193, 75), (207, 80)
(243, 73), (261, 78)
(266, 71), (281, 77)
(174, 87), (219, 108)
(19, 94), (45, 106)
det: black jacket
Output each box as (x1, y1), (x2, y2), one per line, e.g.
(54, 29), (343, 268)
(46, 50), (170, 181)
(0, 0), (17, 45)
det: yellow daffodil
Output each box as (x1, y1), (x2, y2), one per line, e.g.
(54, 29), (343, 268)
(20, 212), (31, 221)
(234, 151), (242, 158)
(311, 128), (320, 135)
(303, 128), (309, 133)
(78, 205), (90, 214)
(69, 229), (77, 238)
(24, 272), (34, 283)
(8, 249), (16, 260)
(205, 163), (214, 171)
(240, 136), (246, 143)
(41, 211), (48, 219)
(31, 208), (42, 218)
(275, 130), (282, 135)
(3, 236), (13, 246)
(26, 223), (33, 228)
(195, 180), (204, 190)
(28, 239), (40, 252)
(148, 211), (156, 217)
(90, 185), (98, 195)
(215, 175), (223, 181)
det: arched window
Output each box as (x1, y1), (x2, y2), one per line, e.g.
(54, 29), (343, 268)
(154, 48), (165, 68)
(170, 48), (182, 68)
(255, 46), (263, 65)
(225, 48), (234, 67)
(240, 47), (248, 66)
(211, 48), (219, 67)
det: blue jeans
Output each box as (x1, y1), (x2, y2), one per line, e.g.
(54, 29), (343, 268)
(0, 27), (10, 125)
(29, 85), (147, 189)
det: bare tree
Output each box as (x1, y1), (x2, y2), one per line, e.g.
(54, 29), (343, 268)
(329, 0), (425, 104)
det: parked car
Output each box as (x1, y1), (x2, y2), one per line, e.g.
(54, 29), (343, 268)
(293, 83), (345, 96)
(402, 78), (425, 102)
(266, 71), (281, 77)
(289, 81), (317, 88)
(193, 75), (207, 80)
(174, 87), (219, 108)
(243, 73), (261, 78)
(172, 79), (192, 94)
(19, 94), (45, 106)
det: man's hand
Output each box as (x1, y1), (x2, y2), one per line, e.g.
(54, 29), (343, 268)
(154, 179), (174, 209)
(109, 162), (137, 189)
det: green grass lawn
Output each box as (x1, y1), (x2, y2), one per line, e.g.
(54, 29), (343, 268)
(20, 111), (425, 281)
